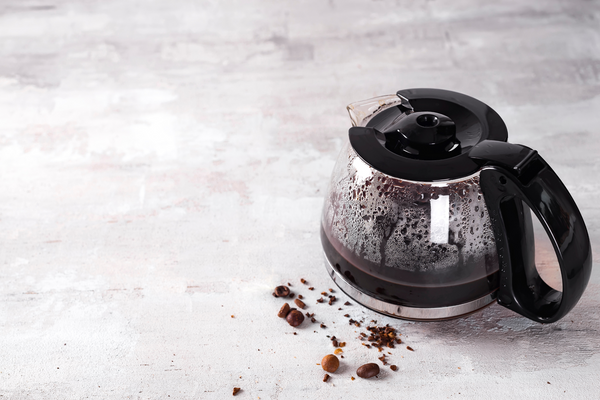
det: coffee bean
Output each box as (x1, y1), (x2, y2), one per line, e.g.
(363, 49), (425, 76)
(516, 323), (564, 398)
(323, 373), (330, 382)
(321, 354), (339, 373)
(390, 365), (398, 371)
(357, 363), (380, 379)
(277, 303), (291, 318)
(294, 299), (306, 309)
(273, 285), (290, 298)
(286, 310), (304, 327)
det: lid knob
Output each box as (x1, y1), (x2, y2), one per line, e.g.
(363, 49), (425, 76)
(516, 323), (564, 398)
(384, 111), (461, 159)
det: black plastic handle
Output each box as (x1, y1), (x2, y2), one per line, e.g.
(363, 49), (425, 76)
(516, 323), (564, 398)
(470, 141), (592, 323)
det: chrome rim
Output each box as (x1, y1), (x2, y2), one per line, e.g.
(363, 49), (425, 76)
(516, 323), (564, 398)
(324, 253), (497, 321)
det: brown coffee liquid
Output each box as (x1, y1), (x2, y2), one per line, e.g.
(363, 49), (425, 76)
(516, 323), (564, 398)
(321, 225), (498, 308)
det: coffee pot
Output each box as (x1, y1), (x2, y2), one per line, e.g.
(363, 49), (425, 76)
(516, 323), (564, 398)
(321, 89), (592, 322)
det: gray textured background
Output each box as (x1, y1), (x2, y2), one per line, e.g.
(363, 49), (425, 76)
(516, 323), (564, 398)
(0, 0), (599, 399)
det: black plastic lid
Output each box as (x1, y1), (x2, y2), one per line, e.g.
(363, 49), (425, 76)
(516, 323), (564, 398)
(348, 88), (508, 181)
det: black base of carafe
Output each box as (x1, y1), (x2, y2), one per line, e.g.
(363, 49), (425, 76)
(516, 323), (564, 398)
(323, 254), (497, 321)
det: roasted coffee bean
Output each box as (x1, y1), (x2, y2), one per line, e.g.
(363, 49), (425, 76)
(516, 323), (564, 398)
(321, 354), (340, 373)
(332, 340), (338, 347)
(298, 294), (303, 299)
(390, 365), (398, 371)
(357, 363), (380, 379)
(294, 299), (306, 309)
(233, 387), (241, 396)
(286, 309), (304, 327)
(277, 303), (291, 318)
(273, 285), (290, 298)
(289, 293), (295, 298)
(323, 373), (330, 382)
(300, 278), (307, 284)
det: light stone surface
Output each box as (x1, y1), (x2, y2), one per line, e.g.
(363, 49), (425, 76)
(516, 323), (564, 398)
(0, 0), (599, 399)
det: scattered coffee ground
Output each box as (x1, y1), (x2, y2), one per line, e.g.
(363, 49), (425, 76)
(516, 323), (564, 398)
(360, 325), (401, 350)
(232, 387), (241, 396)
(294, 299), (306, 309)
(357, 363), (380, 379)
(270, 277), (408, 384)
(348, 318), (361, 327)
(286, 309), (304, 327)
(277, 303), (291, 318)
(273, 285), (290, 298)
(321, 354), (340, 373)
(304, 312), (317, 324)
